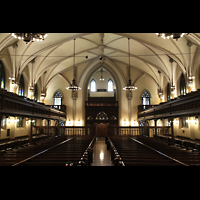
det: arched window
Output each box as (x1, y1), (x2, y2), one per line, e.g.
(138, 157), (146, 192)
(142, 90), (150, 106)
(90, 78), (96, 92)
(0, 61), (5, 89)
(19, 75), (24, 96)
(34, 83), (38, 101)
(167, 83), (171, 100)
(180, 73), (186, 95)
(54, 90), (62, 108)
(108, 78), (114, 92)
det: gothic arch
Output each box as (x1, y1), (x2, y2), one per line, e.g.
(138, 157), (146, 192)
(52, 89), (64, 99)
(140, 89), (152, 98)
(81, 61), (123, 126)
(82, 62), (121, 102)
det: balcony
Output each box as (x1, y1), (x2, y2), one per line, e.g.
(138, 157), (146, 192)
(49, 105), (67, 113)
(137, 105), (156, 113)
(0, 89), (66, 120)
(138, 89), (200, 121)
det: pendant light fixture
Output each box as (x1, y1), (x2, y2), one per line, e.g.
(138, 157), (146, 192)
(100, 67), (104, 81)
(156, 33), (189, 41)
(170, 58), (175, 91)
(10, 33), (48, 43)
(66, 39), (81, 91)
(123, 38), (137, 91)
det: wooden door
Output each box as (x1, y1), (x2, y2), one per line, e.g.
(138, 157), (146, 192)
(97, 123), (107, 137)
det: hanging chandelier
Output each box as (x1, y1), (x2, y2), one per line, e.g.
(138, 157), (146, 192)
(123, 80), (138, 90)
(156, 33), (189, 40)
(10, 33), (48, 43)
(123, 38), (137, 91)
(66, 79), (81, 91)
(100, 67), (104, 81)
(66, 39), (81, 91)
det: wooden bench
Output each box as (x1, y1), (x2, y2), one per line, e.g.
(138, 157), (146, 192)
(17, 135), (95, 166)
(109, 135), (183, 166)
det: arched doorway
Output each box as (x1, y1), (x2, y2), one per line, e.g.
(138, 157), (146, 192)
(55, 121), (65, 136)
(96, 111), (108, 137)
(139, 121), (149, 136)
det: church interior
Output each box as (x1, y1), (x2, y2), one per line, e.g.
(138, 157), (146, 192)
(0, 33), (200, 166)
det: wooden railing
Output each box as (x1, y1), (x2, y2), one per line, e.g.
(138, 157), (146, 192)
(35, 125), (170, 138)
(137, 105), (156, 113)
(49, 105), (67, 113)
(138, 89), (200, 121)
(0, 89), (66, 120)
(35, 126), (95, 136)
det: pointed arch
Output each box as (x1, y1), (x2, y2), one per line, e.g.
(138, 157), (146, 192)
(45, 74), (70, 90)
(167, 83), (171, 100)
(180, 73), (186, 95)
(0, 60), (5, 89)
(90, 78), (96, 92)
(53, 90), (63, 108)
(19, 74), (24, 96)
(107, 78), (114, 92)
(141, 90), (151, 107)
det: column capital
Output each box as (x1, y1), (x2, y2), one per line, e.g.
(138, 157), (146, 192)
(12, 43), (18, 49)
(30, 58), (35, 64)
(169, 58), (174, 63)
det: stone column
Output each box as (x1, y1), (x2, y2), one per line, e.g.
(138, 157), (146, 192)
(29, 59), (35, 99)
(72, 90), (77, 126)
(12, 43), (18, 81)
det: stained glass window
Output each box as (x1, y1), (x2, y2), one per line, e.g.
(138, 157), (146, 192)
(34, 83), (38, 101)
(19, 75), (24, 96)
(54, 91), (62, 108)
(142, 90), (150, 109)
(180, 73), (186, 95)
(0, 60), (5, 89)
(142, 91), (150, 105)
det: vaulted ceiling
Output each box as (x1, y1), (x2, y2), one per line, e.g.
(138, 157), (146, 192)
(0, 33), (200, 90)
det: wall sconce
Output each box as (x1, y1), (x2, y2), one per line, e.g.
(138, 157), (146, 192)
(189, 117), (198, 125)
(186, 119), (190, 124)
(66, 120), (72, 126)
(122, 119), (129, 126)
(75, 120), (82, 126)
(131, 120), (138, 126)
(174, 119), (179, 125)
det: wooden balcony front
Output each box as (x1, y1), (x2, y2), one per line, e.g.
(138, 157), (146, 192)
(0, 89), (66, 121)
(138, 89), (200, 121)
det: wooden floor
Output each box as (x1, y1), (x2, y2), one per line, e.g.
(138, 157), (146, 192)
(92, 137), (113, 166)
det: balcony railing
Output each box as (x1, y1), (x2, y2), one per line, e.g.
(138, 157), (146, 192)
(137, 105), (156, 113)
(49, 105), (67, 113)
(138, 89), (200, 121)
(0, 89), (66, 120)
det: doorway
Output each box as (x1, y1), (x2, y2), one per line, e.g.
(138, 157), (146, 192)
(97, 123), (107, 137)
(139, 121), (149, 136)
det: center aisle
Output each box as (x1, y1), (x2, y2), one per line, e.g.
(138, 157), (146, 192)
(92, 138), (113, 166)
